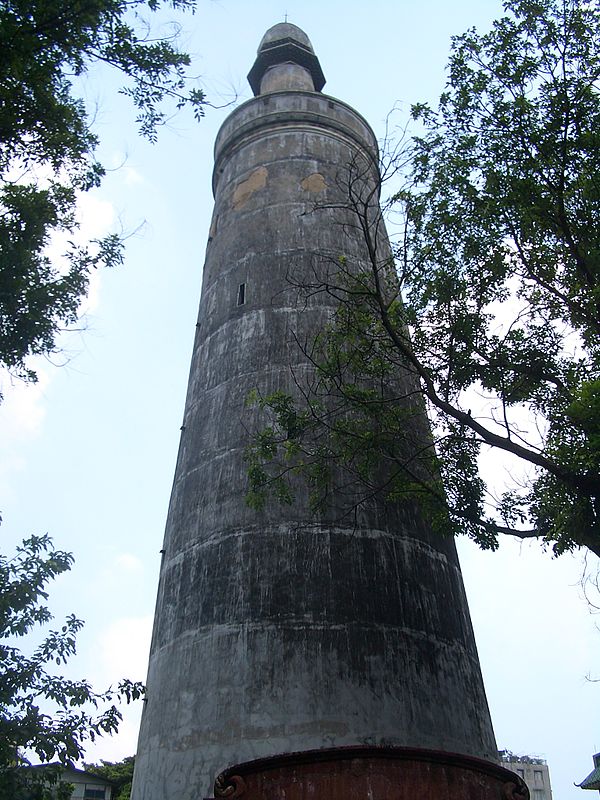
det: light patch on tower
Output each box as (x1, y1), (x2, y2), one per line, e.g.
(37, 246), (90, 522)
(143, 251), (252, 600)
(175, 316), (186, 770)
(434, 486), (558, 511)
(301, 172), (327, 193)
(232, 166), (268, 209)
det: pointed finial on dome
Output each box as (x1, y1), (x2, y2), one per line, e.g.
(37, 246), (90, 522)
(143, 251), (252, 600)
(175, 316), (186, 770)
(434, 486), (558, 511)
(247, 23), (326, 96)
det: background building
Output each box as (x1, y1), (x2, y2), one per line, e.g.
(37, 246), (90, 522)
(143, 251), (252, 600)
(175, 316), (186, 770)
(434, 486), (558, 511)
(577, 753), (600, 793)
(25, 765), (115, 800)
(500, 753), (553, 800)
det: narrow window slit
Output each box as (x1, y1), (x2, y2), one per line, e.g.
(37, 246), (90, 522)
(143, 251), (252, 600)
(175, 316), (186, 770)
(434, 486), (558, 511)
(237, 283), (246, 306)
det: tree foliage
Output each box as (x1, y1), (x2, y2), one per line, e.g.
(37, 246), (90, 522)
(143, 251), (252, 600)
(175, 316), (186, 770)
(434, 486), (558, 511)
(246, 0), (600, 558)
(85, 755), (135, 799)
(0, 0), (205, 388)
(0, 534), (144, 798)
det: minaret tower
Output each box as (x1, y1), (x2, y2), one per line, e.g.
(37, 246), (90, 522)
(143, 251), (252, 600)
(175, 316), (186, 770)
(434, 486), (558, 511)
(132, 23), (522, 800)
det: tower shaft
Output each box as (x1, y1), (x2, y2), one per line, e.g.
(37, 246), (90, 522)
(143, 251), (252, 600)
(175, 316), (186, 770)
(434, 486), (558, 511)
(132, 25), (498, 800)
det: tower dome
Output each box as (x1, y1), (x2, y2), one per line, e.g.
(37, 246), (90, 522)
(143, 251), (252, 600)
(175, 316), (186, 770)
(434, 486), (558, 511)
(247, 21), (325, 95)
(258, 22), (314, 52)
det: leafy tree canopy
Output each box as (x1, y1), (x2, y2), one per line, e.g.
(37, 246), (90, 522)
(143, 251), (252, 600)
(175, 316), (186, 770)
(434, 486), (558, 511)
(0, 534), (144, 798)
(0, 0), (204, 389)
(246, 0), (600, 559)
(85, 755), (135, 799)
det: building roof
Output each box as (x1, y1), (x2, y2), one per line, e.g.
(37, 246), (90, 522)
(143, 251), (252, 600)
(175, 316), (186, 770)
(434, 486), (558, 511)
(258, 23), (314, 53)
(247, 22), (326, 95)
(499, 751), (548, 766)
(576, 754), (600, 790)
(27, 763), (116, 785)
(577, 765), (600, 790)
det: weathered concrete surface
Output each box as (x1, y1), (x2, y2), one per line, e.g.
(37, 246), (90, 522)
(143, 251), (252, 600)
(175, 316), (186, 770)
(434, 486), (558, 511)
(131, 24), (497, 800)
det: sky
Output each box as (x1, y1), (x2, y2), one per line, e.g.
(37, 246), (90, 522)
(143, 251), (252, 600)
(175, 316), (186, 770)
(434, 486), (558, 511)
(1, 1), (598, 798)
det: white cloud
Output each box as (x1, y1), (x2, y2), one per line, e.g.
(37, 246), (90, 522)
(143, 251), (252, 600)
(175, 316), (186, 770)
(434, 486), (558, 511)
(83, 712), (142, 764)
(73, 193), (117, 315)
(0, 367), (49, 441)
(114, 553), (145, 574)
(0, 188), (116, 494)
(77, 193), (116, 239)
(107, 151), (145, 187)
(98, 615), (153, 684)
(0, 454), (27, 506)
(76, 615), (152, 763)
(79, 268), (103, 315)
(123, 165), (144, 186)
(45, 191), (116, 275)
(0, 366), (50, 500)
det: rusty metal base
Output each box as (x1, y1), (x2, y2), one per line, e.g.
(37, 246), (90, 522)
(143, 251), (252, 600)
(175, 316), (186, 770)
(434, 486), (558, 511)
(210, 746), (529, 800)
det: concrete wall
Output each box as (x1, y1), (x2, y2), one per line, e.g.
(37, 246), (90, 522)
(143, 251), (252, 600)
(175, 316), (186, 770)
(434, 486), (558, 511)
(132, 87), (497, 800)
(504, 758), (553, 800)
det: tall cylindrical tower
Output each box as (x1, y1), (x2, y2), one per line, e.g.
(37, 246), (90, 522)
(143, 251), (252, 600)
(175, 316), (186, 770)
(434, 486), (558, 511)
(132, 24), (502, 800)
